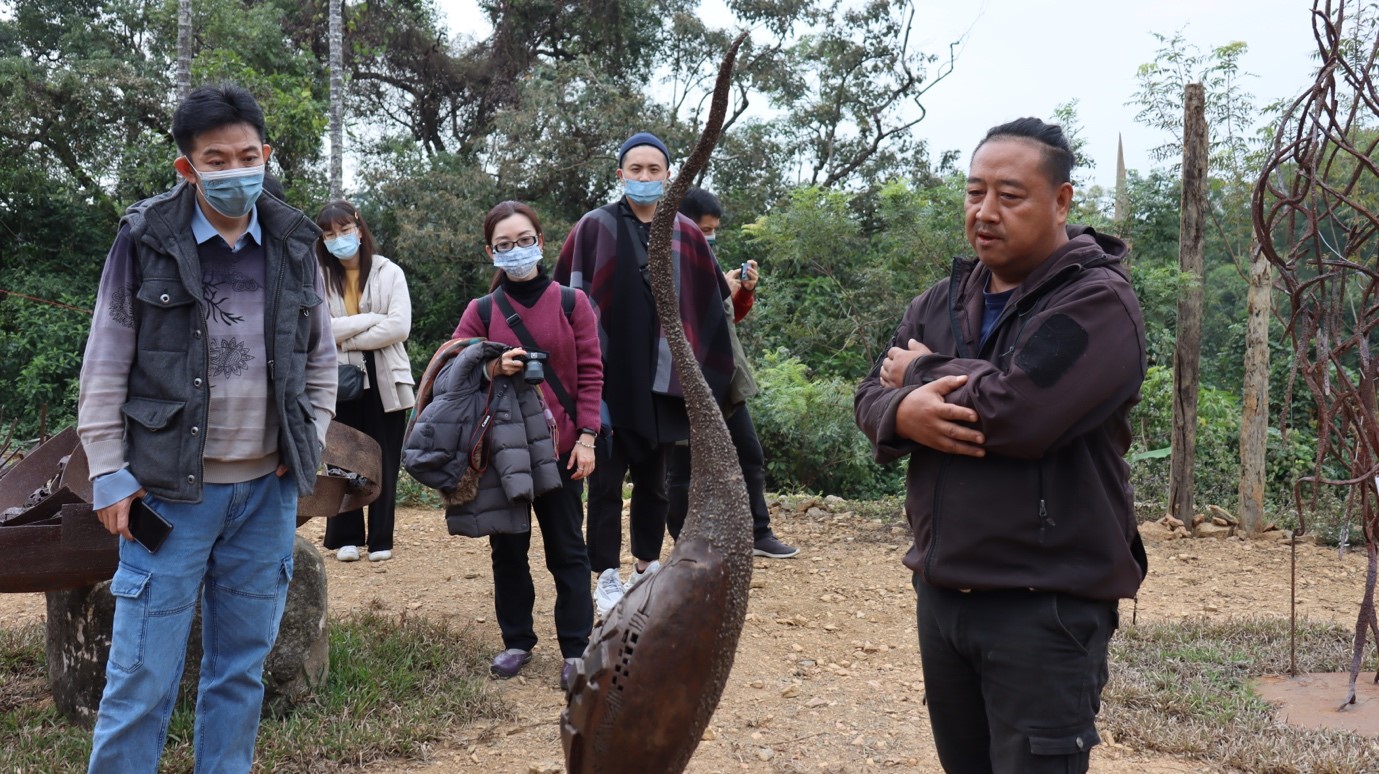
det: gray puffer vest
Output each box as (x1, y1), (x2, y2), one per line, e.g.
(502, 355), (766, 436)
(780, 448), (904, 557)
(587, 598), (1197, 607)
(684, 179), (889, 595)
(403, 340), (562, 537)
(122, 183), (324, 501)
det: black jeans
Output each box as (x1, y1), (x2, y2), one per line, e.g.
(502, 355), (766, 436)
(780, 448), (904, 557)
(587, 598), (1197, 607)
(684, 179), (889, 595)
(665, 405), (771, 541)
(489, 452), (593, 658)
(324, 351), (405, 552)
(585, 430), (668, 572)
(913, 576), (1117, 774)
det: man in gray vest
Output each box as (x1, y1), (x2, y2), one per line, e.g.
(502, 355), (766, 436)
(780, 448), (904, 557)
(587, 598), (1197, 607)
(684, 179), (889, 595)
(77, 83), (336, 773)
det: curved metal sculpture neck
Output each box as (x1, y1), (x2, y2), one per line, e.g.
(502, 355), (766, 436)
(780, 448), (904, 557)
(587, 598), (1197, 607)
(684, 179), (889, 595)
(562, 32), (753, 774)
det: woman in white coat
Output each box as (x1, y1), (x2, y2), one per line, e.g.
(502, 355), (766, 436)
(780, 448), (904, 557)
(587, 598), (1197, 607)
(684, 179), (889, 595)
(315, 200), (416, 562)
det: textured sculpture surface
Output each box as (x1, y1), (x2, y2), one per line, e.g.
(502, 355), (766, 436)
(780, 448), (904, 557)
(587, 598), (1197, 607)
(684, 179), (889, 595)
(561, 32), (753, 774)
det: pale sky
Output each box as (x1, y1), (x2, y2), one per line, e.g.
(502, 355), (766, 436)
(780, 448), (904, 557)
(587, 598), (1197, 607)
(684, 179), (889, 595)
(436, 0), (1324, 189)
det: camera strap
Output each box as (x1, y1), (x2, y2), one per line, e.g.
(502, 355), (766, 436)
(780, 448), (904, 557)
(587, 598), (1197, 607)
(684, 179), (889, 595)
(489, 287), (579, 425)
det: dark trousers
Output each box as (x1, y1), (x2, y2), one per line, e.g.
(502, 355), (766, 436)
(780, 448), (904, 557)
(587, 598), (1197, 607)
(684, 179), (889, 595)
(324, 352), (405, 552)
(490, 453), (593, 658)
(586, 430), (668, 572)
(913, 576), (1117, 774)
(665, 405), (771, 541)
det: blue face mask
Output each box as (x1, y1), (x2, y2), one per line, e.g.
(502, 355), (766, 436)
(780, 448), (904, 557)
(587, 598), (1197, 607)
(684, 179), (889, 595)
(493, 242), (543, 279)
(705, 234), (717, 247)
(325, 232), (360, 260)
(624, 178), (665, 205)
(193, 163), (265, 218)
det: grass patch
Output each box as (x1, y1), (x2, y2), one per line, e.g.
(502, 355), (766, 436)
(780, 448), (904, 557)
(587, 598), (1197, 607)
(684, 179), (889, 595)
(1105, 617), (1378, 773)
(0, 611), (508, 772)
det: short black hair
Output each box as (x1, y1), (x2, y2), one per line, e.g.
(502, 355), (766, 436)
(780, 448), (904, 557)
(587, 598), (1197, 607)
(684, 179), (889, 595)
(974, 117), (1075, 187)
(171, 83), (267, 157)
(679, 187), (723, 223)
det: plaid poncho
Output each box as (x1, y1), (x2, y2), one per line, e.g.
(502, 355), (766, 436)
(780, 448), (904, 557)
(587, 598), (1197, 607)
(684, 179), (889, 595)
(555, 200), (734, 442)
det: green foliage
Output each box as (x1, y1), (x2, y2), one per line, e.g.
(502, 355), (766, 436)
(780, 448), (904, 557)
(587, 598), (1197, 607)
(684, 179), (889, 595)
(751, 349), (902, 499)
(737, 178), (961, 379)
(395, 469), (442, 509)
(1128, 365), (1317, 518)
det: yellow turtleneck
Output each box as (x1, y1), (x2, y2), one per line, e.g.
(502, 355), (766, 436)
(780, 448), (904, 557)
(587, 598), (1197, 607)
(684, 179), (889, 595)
(342, 263), (362, 315)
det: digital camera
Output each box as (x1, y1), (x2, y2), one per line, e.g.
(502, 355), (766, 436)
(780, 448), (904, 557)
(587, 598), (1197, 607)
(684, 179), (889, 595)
(515, 350), (549, 385)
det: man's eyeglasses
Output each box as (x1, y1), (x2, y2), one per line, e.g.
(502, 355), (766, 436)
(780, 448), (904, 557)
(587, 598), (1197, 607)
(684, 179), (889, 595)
(491, 235), (539, 253)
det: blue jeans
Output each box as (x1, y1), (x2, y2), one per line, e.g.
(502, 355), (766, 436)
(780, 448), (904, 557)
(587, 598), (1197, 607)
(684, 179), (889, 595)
(88, 472), (297, 774)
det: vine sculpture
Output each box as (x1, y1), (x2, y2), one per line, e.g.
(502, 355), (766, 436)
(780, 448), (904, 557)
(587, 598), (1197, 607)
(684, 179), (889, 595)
(1254, 0), (1379, 709)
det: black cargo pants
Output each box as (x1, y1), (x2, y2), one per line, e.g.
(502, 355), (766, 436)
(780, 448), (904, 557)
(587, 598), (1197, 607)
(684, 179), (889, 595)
(913, 576), (1118, 774)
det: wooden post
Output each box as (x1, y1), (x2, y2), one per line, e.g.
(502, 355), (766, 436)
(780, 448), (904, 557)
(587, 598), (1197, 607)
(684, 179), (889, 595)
(1238, 248), (1272, 533)
(1170, 83), (1206, 527)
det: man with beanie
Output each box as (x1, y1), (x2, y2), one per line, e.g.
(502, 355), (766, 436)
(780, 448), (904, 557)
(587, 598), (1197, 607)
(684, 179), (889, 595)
(77, 83), (336, 772)
(555, 132), (735, 618)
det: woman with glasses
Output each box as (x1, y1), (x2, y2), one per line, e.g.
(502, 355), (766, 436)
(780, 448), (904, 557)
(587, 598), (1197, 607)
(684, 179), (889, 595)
(451, 201), (603, 689)
(315, 200), (415, 563)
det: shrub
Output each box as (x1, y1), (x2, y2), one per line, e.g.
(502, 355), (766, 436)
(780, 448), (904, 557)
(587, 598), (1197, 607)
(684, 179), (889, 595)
(751, 349), (903, 500)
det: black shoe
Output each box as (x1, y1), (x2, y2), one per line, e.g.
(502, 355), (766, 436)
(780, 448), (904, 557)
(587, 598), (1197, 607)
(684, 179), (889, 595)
(490, 648), (532, 679)
(753, 533), (800, 559)
(561, 658), (579, 692)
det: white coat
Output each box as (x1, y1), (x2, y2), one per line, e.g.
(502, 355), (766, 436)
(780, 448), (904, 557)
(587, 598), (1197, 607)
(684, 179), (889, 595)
(327, 254), (416, 413)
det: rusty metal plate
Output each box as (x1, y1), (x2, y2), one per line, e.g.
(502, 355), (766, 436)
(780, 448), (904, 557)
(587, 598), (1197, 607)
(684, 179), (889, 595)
(0, 426), (78, 513)
(57, 441), (93, 502)
(0, 516), (119, 593)
(4, 487), (82, 526)
(296, 421), (383, 524)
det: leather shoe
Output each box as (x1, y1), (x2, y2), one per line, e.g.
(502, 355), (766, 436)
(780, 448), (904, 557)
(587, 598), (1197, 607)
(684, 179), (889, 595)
(560, 658), (579, 692)
(490, 648), (531, 679)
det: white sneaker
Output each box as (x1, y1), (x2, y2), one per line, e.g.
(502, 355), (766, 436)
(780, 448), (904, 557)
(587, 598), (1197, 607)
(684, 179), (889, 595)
(625, 560), (661, 591)
(368, 550), (393, 562)
(594, 568), (625, 619)
(336, 546), (360, 562)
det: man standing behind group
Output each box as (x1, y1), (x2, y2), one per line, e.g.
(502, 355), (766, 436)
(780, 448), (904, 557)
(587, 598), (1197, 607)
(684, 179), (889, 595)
(555, 132), (736, 618)
(77, 83), (336, 773)
(667, 188), (798, 559)
(854, 118), (1147, 774)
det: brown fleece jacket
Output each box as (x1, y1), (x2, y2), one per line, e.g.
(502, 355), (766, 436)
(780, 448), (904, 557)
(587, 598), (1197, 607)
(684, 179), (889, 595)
(854, 226), (1148, 600)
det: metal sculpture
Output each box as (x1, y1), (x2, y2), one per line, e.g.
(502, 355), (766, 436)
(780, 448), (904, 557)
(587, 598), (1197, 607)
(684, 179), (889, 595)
(1254, 0), (1379, 708)
(561, 32), (753, 773)
(0, 421), (381, 593)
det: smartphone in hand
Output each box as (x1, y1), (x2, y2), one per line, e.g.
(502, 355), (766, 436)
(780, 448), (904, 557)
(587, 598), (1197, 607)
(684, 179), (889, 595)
(740, 262), (750, 280)
(128, 497), (173, 553)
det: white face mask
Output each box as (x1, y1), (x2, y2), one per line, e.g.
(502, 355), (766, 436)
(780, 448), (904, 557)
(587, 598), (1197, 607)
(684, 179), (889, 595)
(493, 242), (542, 279)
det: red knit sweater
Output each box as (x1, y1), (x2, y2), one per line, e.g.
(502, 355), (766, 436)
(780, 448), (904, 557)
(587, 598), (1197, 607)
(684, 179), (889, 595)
(452, 283), (604, 456)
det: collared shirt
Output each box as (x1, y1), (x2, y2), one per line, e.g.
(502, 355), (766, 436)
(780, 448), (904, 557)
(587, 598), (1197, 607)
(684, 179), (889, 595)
(91, 202), (262, 509)
(190, 201), (262, 251)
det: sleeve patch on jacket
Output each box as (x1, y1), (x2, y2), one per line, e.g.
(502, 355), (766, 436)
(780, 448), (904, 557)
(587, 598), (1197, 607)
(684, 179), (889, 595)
(1015, 313), (1087, 388)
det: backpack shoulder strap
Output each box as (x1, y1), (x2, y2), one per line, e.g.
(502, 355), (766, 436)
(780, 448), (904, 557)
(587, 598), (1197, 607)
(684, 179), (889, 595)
(477, 293), (493, 331)
(560, 285), (576, 320)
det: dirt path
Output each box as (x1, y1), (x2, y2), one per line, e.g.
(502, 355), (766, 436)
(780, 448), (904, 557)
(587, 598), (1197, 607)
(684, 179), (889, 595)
(1, 501), (1368, 773)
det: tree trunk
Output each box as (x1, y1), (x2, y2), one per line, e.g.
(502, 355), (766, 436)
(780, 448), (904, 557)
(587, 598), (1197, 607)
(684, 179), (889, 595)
(1170, 83), (1206, 526)
(1238, 246), (1272, 534)
(329, 0), (344, 200)
(176, 0), (192, 103)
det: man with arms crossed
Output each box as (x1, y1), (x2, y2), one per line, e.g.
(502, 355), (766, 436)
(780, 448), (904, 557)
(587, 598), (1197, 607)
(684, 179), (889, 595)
(78, 83), (336, 773)
(855, 117), (1147, 773)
